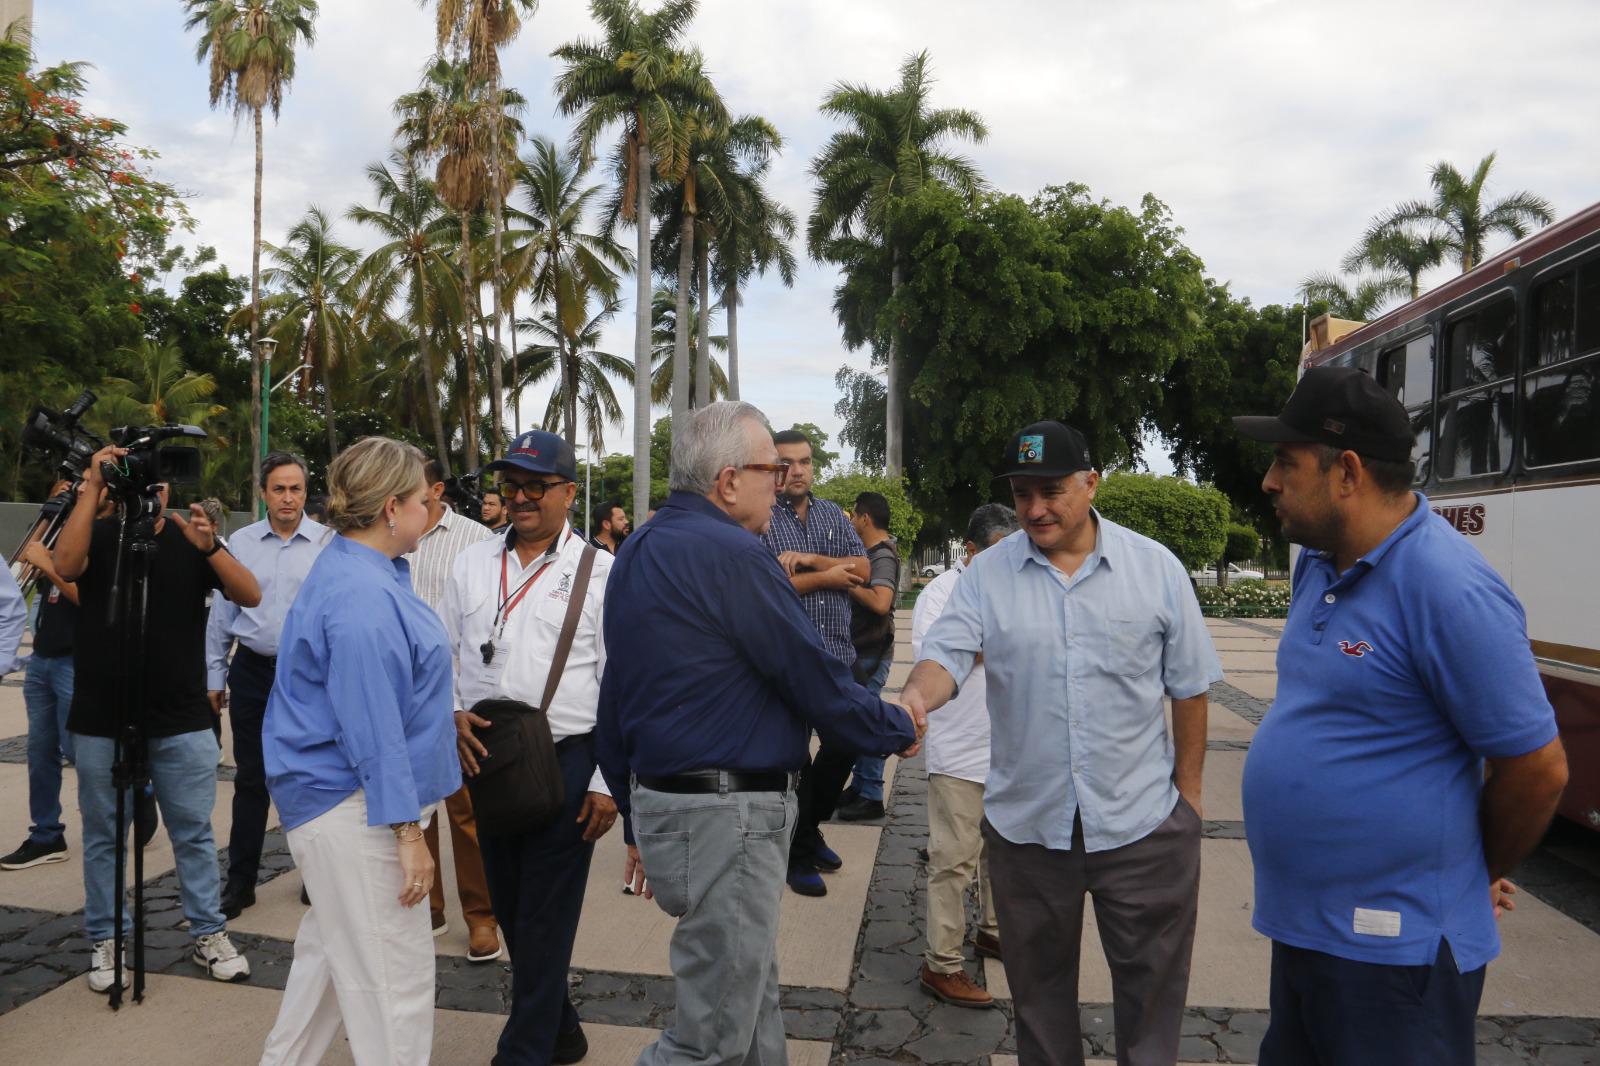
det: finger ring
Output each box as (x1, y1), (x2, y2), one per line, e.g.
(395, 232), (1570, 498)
(411, 881), (423, 888)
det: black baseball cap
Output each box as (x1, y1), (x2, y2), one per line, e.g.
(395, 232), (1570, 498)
(486, 430), (577, 481)
(995, 421), (1094, 480)
(1232, 367), (1414, 463)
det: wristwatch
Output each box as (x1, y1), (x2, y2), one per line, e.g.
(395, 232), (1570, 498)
(202, 539), (227, 558)
(390, 820), (421, 839)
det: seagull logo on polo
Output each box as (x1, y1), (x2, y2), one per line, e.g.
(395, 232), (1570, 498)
(1018, 435), (1044, 464)
(1338, 640), (1374, 658)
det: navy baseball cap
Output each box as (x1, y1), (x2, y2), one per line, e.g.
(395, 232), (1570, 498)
(995, 421), (1094, 480)
(1232, 366), (1414, 463)
(487, 430), (577, 481)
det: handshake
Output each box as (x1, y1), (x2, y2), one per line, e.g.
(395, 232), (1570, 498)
(884, 693), (928, 758)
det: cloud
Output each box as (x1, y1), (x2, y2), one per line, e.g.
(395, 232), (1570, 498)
(34, 0), (1600, 475)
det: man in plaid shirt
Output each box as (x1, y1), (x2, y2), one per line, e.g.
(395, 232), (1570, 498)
(762, 429), (869, 896)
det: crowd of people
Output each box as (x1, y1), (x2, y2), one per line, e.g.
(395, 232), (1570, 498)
(0, 368), (1572, 1066)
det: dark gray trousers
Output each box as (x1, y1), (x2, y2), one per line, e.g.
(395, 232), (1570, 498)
(984, 798), (1202, 1066)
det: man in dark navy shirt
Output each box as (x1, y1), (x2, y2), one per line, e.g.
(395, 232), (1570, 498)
(598, 401), (919, 1066)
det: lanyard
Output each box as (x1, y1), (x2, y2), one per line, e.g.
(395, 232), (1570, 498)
(492, 530), (572, 636)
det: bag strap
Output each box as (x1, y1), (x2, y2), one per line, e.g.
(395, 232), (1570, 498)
(537, 543), (598, 714)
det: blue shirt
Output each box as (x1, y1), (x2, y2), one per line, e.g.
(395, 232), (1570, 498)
(206, 516), (330, 687)
(0, 563), (23, 676)
(597, 493), (916, 819)
(1242, 494), (1557, 971)
(919, 515), (1222, 853)
(762, 493), (865, 664)
(263, 535), (462, 830)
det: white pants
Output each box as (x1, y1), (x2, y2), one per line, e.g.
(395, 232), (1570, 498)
(260, 792), (435, 1066)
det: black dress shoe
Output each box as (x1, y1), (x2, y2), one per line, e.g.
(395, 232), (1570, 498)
(219, 884), (256, 920)
(836, 795), (885, 822)
(552, 1023), (588, 1065)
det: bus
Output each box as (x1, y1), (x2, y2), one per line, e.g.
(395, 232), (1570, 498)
(1301, 200), (1600, 831)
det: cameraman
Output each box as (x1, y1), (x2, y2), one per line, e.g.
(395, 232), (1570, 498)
(54, 445), (262, 992)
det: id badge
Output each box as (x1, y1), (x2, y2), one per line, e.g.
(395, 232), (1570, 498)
(476, 643), (508, 693)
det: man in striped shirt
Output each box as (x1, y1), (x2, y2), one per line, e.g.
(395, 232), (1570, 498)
(404, 457), (501, 963)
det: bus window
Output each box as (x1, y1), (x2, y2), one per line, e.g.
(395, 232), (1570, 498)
(1437, 385), (1513, 478)
(1410, 405), (1433, 484)
(1578, 264), (1600, 354)
(1445, 296), (1516, 391)
(1524, 359), (1599, 467)
(1534, 274), (1574, 366)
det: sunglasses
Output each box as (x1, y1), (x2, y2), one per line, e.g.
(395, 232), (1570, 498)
(497, 479), (572, 501)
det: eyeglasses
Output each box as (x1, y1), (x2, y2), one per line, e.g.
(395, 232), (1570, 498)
(738, 462), (791, 488)
(497, 479), (571, 501)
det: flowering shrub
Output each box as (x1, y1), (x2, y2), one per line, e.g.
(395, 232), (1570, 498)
(1193, 578), (1291, 618)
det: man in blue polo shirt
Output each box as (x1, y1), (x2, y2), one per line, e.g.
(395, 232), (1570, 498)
(1234, 367), (1569, 1065)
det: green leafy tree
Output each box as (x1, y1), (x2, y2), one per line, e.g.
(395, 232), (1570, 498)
(1384, 152), (1554, 273)
(813, 465), (923, 554)
(554, 0), (726, 522)
(1093, 473), (1228, 572)
(835, 182), (1207, 532)
(713, 150), (796, 399)
(1153, 282), (1303, 542)
(515, 276), (631, 453)
(808, 50), (988, 478)
(184, 0), (319, 508)
(1297, 270), (1406, 320)
(1341, 219), (1446, 301)
(649, 286), (727, 406)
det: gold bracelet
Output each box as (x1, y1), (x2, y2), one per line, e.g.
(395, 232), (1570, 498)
(391, 821), (423, 843)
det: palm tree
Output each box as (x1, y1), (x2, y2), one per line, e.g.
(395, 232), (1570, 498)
(1384, 152), (1555, 273)
(713, 152), (796, 401)
(649, 287), (727, 406)
(506, 135), (632, 446)
(553, 0), (724, 522)
(1299, 271), (1408, 321)
(808, 50), (987, 477)
(431, 0), (537, 454)
(348, 154), (460, 467)
(396, 56), (525, 468)
(183, 0), (318, 509)
(99, 339), (227, 430)
(1341, 219), (1448, 301)
(516, 278), (632, 452)
(257, 206), (360, 460)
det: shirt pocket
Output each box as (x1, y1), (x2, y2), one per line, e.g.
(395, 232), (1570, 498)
(1105, 614), (1162, 678)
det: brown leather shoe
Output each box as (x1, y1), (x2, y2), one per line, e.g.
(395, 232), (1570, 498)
(974, 930), (1002, 960)
(467, 925), (502, 963)
(919, 963), (994, 1008)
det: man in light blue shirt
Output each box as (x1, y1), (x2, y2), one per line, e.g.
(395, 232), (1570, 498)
(0, 562), (22, 678)
(903, 420), (1221, 1066)
(206, 453), (329, 918)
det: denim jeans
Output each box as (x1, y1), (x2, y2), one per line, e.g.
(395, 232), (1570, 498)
(73, 729), (226, 941)
(23, 654), (75, 846)
(848, 650), (895, 802)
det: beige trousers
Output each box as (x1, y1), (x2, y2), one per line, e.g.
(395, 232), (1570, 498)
(924, 773), (999, 973)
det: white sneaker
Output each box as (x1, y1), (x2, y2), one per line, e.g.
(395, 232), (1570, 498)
(87, 939), (131, 993)
(192, 931), (251, 982)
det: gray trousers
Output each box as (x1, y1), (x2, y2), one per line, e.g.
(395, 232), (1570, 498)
(632, 783), (798, 1066)
(984, 798), (1202, 1066)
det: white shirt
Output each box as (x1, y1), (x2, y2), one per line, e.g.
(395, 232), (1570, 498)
(406, 505), (496, 614)
(914, 560), (990, 785)
(442, 524), (612, 795)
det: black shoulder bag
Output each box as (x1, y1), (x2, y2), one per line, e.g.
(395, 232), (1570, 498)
(465, 544), (598, 837)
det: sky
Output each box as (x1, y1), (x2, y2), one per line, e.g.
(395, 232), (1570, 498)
(34, 0), (1600, 471)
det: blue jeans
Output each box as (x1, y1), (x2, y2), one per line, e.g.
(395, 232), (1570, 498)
(848, 650), (894, 802)
(73, 729), (226, 941)
(24, 654), (75, 846)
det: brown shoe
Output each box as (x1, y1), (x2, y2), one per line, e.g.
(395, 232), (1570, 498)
(974, 930), (1002, 961)
(467, 925), (502, 964)
(919, 963), (994, 1008)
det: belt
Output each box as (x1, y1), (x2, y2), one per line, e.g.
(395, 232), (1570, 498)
(236, 647), (277, 667)
(634, 770), (799, 795)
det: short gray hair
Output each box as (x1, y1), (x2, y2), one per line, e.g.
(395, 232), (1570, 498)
(669, 401), (773, 495)
(966, 503), (1020, 547)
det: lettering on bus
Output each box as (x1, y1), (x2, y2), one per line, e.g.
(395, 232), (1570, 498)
(1432, 503), (1486, 536)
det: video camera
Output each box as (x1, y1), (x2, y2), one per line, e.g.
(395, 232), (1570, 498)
(100, 424), (207, 502)
(443, 467), (486, 523)
(21, 389), (103, 480)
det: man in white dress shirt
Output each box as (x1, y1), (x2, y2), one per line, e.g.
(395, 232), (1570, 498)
(915, 503), (1017, 1009)
(444, 429), (619, 1066)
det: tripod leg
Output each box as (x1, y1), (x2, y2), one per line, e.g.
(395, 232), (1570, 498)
(110, 774), (125, 1011)
(132, 742), (146, 1003)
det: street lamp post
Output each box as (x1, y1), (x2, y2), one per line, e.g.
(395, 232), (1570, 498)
(256, 337), (278, 519)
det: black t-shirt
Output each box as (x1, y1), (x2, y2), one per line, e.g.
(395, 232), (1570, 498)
(850, 539), (900, 658)
(32, 582), (78, 659)
(67, 518), (224, 738)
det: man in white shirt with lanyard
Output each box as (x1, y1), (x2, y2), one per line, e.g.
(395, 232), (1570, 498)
(444, 429), (619, 1066)
(916, 503), (1018, 1009)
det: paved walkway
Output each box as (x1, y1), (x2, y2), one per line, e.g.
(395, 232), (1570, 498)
(2, 615), (1598, 1063)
